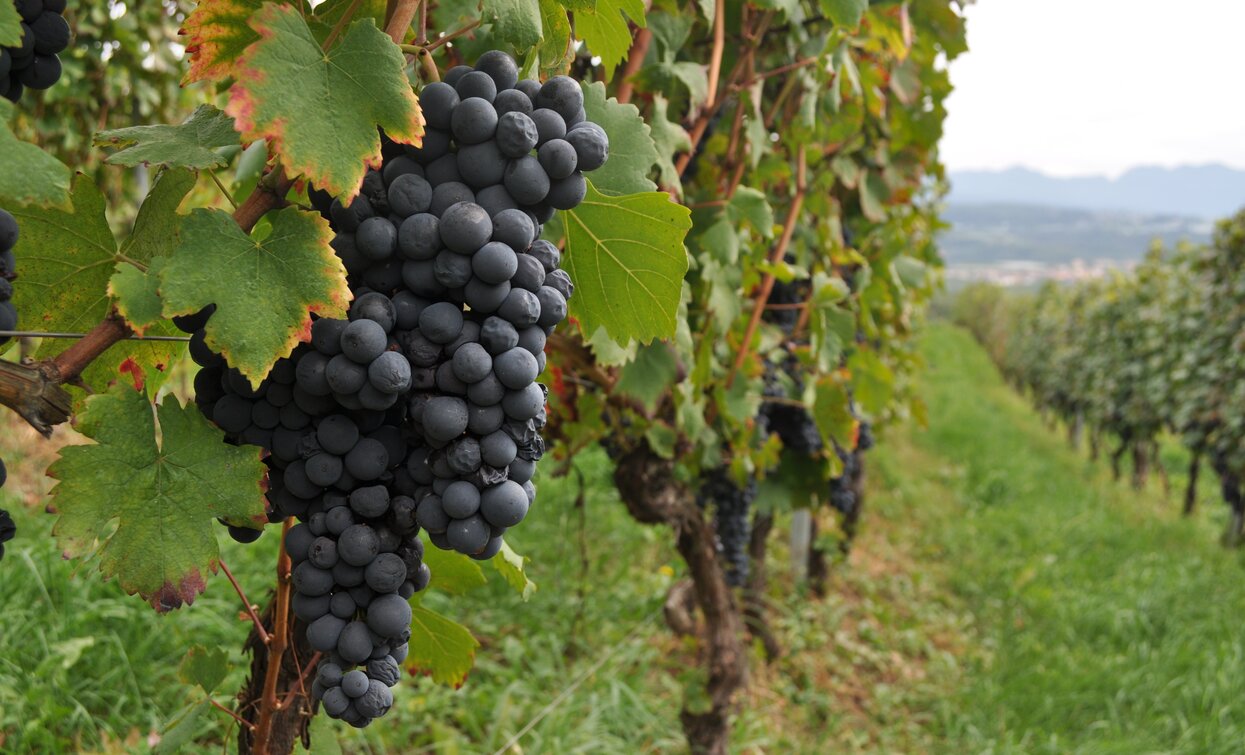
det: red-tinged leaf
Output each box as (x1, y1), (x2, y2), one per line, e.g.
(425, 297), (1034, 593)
(225, 5), (424, 202)
(49, 385), (267, 611)
(180, 0), (266, 85)
(159, 206), (350, 387)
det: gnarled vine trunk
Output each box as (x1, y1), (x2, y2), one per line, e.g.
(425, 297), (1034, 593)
(613, 445), (746, 755)
(237, 603), (316, 755)
(744, 511), (781, 662)
(1131, 443), (1150, 490)
(1184, 449), (1202, 516)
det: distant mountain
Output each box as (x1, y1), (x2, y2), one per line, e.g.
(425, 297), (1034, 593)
(949, 165), (1245, 219)
(939, 203), (1213, 265)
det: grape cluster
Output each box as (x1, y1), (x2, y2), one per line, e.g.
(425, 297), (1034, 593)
(828, 420), (872, 516)
(0, 458), (12, 563)
(2, 0), (70, 103)
(696, 468), (756, 587)
(0, 208), (17, 345)
(184, 50), (605, 728)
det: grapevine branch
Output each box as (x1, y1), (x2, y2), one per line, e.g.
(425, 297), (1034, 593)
(251, 519), (295, 755)
(726, 144), (807, 387)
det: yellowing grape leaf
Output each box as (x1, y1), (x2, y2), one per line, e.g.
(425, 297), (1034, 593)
(406, 604), (480, 687)
(160, 207), (349, 387)
(492, 541), (536, 600)
(49, 385), (266, 611)
(94, 106), (240, 169)
(560, 181), (690, 344)
(0, 100), (71, 209)
(180, 0), (265, 85)
(226, 6), (424, 202)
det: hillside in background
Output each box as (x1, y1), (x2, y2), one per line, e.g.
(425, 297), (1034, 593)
(940, 203), (1213, 266)
(949, 164), (1245, 219)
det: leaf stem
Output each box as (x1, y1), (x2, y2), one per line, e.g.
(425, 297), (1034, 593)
(210, 699), (257, 731)
(115, 253), (148, 272)
(219, 558), (271, 646)
(207, 169), (237, 210)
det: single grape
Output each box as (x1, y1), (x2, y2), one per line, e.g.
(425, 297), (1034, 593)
(438, 202), (493, 254)
(419, 81), (460, 130)
(537, 139), (578, 180)
(450, 96), (499, 144)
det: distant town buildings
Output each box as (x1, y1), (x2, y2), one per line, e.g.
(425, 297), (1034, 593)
(945, 258), (1135, 287)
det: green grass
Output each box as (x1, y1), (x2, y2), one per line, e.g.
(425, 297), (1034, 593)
(4, 324), (1245, 753)
(873, 324), (1245, 754)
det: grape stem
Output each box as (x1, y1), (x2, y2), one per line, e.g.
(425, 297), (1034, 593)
(384, 0), (421, 45)
(219, 558), (271, 646)
(211, 699), (257, 731)
(322, 0), (365, 50)
(252, 519), (294, 755)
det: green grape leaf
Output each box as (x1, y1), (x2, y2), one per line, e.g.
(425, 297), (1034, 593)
(94, 106), (240, 169)
(560, 182), (690, 344)
(0, 0), (21, 46)
(422, 543), (488, 595)
(181, 0), (265, 84)
(0, 100), (71, 209)
(820, 0), (868, 28)
(537, 0), (573, 76)
(492, 541), (536, 600)
(405, 604), (480, 687)
(482, 0), (543, 51)
(572, 0), (646, 80)
(178, 645), (230, 693)
(615, 341), (678, 412)
(226, 6), (425, 202)
(812, 377), (855, 449)
(648, 95), (691, 194)
(727, 186), (775, 239)
(160, 207), (350, 387)
(313, 0), (388, 29)
(109, 257), (169, 336)
(49, 385), (267, 611)
(580, 82), (658, 195)
(120, 167), (197, 263)
(849, 349), (894, 417)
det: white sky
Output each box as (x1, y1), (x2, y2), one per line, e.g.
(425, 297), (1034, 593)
(940, 0), (1245, 177)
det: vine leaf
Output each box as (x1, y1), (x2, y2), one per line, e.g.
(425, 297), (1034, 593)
(48, 384), (267, 612)
(0, 100), (71, 209)
(0, 1), (21, 46)
(160, 207), (350, 387)
(559, 181), (691, 344)
(405, 604), (480, 687)
(178, 645), (230, 693)
(110, 257), (169, 336)
(7, 176), (185, 390)
(492, 541), (536, 600)
(567, 0), (646, 80)
(110, 168), (197, 335)
(728, 187), (776, 239)
(820, 0), (869, 29)
(94, 105), (240, 169)
(537, 0), (573, 75)
(647, 96), (691, 195)
(422, 543), (487, 595)
(180, 0), (265, 84)
(580, 82), (658, 196)
(482, 0), (543, 51)
(226, 6), (425, 202)
(615, 342), (678, 413)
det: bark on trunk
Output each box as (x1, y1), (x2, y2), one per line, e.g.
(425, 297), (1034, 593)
(806, 514), (829, 598)
(743, 511), (781, 662)
(1110, 441), (1128, 482)
(1131, 443), (1149, 491)
(1184, 450), (1201, 517)
(237, 603), (316, 755)
(614, 445), (746, 755)
(1151, 441), (1171, 499)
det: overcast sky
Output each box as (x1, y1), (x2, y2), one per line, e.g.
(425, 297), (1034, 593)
(940, 0), (1245, 178)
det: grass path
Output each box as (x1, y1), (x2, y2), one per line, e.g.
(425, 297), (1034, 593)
(866, 324), (1245, 754)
